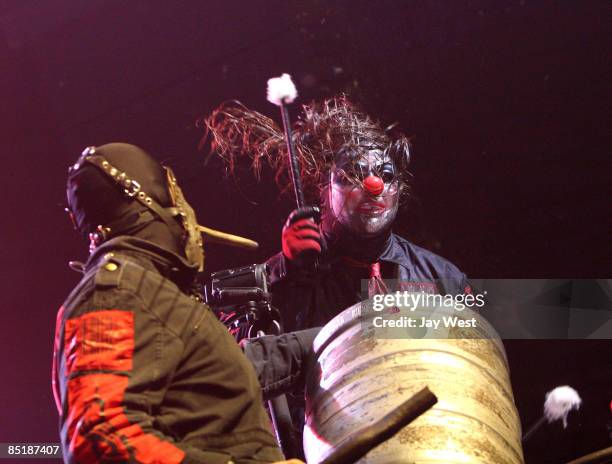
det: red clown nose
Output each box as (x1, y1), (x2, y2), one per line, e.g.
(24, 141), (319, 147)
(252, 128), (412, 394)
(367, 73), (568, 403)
(363, 175), (384, 196)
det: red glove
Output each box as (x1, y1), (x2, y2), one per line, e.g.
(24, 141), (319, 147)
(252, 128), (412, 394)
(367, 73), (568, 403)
(282, 206), (322, 261)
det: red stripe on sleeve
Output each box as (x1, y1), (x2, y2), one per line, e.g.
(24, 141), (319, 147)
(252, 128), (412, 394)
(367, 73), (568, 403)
(63, 310), (185, 463)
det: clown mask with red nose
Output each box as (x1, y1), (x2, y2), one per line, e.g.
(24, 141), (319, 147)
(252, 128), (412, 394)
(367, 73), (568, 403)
(328, 148), (400, 237)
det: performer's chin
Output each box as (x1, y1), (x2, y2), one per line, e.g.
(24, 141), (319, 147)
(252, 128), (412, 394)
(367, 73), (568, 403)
(358, 212), (395, 236)
(353, 220), (387, 237)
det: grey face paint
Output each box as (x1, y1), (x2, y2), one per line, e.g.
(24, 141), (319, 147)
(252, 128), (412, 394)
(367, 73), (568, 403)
(328, 149), (400, 237)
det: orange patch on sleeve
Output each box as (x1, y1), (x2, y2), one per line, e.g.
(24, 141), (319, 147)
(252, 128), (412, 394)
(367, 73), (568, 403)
(63, 310), (185, 463)
(64, 310), (134, 374)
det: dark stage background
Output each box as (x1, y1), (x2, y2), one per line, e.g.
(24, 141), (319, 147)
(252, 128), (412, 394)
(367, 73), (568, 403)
(1, 1), (610, 462)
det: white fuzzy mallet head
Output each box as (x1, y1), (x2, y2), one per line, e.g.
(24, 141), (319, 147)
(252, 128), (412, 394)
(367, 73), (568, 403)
(266, 73), (298, 106)
(544, 385), (582, 428)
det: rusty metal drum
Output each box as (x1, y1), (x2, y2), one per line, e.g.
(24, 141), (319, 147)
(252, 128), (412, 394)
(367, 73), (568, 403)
(303, 297), (524, 464)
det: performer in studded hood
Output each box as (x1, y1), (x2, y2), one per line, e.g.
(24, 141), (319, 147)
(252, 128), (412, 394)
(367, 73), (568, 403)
(55, 142), (308, 464)
(204, 95), (470, 333)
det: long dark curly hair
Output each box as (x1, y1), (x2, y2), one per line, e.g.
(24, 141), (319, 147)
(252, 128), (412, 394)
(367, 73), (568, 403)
(201, 95), (412, 203)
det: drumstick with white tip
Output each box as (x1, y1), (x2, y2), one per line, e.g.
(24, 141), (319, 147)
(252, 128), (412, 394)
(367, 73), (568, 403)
(266, 73), (304, 208)
(522, 385), (582, 442)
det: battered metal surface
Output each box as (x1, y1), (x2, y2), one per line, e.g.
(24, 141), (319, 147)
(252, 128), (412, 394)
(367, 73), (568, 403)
(304, 299), (524, 464)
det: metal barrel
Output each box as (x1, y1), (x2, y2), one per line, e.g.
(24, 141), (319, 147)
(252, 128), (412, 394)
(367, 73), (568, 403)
(304, 297), (524, 464)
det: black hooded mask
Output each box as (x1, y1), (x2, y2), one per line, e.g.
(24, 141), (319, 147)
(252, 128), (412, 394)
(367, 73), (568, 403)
(66, 143), (205, 270)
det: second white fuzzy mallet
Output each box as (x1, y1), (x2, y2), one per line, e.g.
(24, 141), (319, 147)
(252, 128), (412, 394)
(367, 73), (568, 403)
(266, 73), (305, 207)
(544, 385), (582, 427)
(522, 385), (582, 443)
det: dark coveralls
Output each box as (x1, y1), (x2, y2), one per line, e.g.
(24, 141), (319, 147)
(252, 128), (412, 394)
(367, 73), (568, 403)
(263, 232), (470, 458)
(267, 233), (471, 332)
(52, 236), (284, 464)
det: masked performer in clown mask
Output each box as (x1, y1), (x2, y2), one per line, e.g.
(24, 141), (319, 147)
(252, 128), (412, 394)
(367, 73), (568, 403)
(205, 96), (470, 334)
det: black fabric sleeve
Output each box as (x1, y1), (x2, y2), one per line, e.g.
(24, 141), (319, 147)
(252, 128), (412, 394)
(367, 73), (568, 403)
(243, 328), (321, 401)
